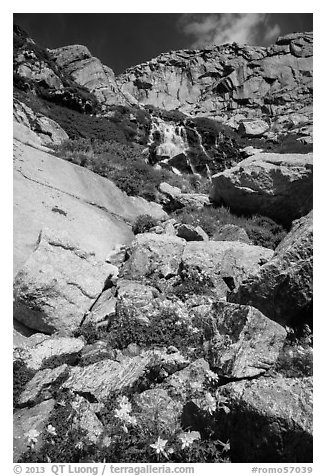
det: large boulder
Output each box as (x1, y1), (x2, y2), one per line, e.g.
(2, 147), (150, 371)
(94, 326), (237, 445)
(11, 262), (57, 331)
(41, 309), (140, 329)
(159, 182), (210, 211)
(181, 241), (273, 298)
(14, 99), (69, 146)
(210, 153), (313, 226)
(230, 211), (313, 326)
(63, 355), (153, 401)
(212, 224), (251, 244)
(14, 336), (85, 370)
(217, 376), (313, 462)
(238, 119), (269, 138)
(13, 229), (114, 334)
(121, 233), (186, 280)
(18, 364), (69, 406)
(176, 224), (209, 241)
(207, 302), (287, 378)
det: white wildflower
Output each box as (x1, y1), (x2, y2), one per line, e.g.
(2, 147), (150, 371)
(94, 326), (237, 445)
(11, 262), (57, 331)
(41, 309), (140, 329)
(205, 369), (219, 383)
(25, 429), (39, 448)
(179, 430), (201, 449)
(70, 401), (80, 412)
(75, 441), (84, 450)
(47, 424), (57, 436)
(202, 392), (217, 414)
(190, 381), (202, 392)
(150, 436), (168, 455)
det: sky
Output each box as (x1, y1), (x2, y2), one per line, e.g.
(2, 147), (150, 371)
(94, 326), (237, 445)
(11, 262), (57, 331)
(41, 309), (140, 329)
(13, 13), (313, 74)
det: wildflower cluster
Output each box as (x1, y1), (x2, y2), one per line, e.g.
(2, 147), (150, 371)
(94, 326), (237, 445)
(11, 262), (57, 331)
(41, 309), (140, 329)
(114, 396), (137, 432)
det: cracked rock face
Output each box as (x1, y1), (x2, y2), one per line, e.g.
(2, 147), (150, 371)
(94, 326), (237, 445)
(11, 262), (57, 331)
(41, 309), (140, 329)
(13, 228), (114, 334)
(210, 152), (313, 226)
(230, 211), (313, 327)
(117, 32), (312, 126)
(13, 99), (69, 147)
(181, 240), (273, 298)
(206, 302), (287, 378)
(217, 376), (313, 462)
(49, 45), (132, 109)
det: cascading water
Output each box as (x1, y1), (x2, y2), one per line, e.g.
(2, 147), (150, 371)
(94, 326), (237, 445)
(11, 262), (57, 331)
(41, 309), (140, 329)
(147, 116), (196, 174)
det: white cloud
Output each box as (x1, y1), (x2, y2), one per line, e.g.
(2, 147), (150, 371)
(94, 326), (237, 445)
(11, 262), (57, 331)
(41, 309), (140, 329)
(178, 13), (279, 47)
(263, 23), (281, 43)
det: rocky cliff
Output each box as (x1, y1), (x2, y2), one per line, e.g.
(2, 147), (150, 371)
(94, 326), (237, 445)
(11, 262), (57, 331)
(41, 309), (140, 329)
(117, 32), (312, 138)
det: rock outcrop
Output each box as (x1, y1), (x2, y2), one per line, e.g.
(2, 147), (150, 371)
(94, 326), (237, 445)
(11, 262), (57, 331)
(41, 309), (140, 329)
(210, 152), (313, 226)
(117, 32), (312, 140)
(14, 336), (85, 370)
(217, 376), (313, 462)
(121, 233), (186, 281)
(13, 134), (166, 275)
(230, 211), (313, 327)
(14, 98), (69, 146)
(13, 229), (115, 334)
(207, 302), (287, 378)
(182, 241), (273, 297)
(49, 45), (133, 109)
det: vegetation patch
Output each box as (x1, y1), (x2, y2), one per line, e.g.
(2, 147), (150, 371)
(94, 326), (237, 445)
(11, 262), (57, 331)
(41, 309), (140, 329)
(13, 359), (36, 409)
(132, 215), (159, 234)
(105, 304), (205, 360)
(273, 325), (313, 378)
(172, 205), (287, 249)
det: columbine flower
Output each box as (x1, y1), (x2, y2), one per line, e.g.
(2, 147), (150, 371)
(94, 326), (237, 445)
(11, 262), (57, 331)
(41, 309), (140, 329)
(25, 429), (39, 448)
(47, 425), (57, 436)
(202, 392), (217, 414)
(114, 404), (131, 421)
(114, 399), (137, 431)
(179, 431), (201, 449)
(70, 401), (80, 412)
(217, 439), (230, 453)
(75, 441), (84, 450)
(150, 436), (168, 455)
(190, 381), (202, 392)
(205, 370), (219, 383)
(118, 396), (132, 413)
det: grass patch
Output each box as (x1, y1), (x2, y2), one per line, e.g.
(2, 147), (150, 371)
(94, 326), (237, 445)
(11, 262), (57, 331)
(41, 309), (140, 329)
(172, 205), (287, 249)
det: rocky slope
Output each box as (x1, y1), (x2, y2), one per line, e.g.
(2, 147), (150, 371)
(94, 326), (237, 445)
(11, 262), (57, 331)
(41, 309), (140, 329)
(13, 24), (313, 464)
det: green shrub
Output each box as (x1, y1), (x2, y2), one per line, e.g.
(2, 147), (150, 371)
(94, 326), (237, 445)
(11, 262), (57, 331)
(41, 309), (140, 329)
(74, 322), (108, 345)
(13, 359), (36, 408)
(173, 269), (215, 302)
(106, 303), (205, 359)
(132, 215), (159, 234)
(18, 391), (90, 463)
(274, 325), (313, 378)
(172, 205), (287, 249)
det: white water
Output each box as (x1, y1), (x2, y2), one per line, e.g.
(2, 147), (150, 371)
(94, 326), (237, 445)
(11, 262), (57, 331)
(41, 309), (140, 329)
(148, 117), (188, 158)
(148, 117), (197, 173)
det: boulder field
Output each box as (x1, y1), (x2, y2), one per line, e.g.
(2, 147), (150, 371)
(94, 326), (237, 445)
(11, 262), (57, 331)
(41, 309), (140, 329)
(13, 25), (313, 464)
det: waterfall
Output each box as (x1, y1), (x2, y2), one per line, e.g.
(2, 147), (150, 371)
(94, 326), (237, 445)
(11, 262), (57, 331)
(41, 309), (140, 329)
(147, 116), (196, 174)
(192, 126), (212, 162)
(148, 117), (188, 158)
